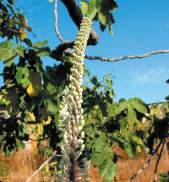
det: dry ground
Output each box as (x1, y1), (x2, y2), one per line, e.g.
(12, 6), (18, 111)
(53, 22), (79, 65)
(0, 144), (168, 182)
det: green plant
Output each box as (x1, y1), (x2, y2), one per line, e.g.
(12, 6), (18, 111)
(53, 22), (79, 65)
(0, 1), (168, 182)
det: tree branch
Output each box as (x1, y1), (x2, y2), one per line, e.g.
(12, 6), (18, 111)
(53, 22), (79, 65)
(127, 140), (164, 182)
(25, 151), (60, 182)
(60, 0), (98, 45)
(54, 0), (64, 43)
(51, 41), (74, 60)
(85, 50), (169, 62)
(153, 140), (165, 182)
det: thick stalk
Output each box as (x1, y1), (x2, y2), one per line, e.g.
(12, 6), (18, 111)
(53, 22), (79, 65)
(59, 16), (92, 182)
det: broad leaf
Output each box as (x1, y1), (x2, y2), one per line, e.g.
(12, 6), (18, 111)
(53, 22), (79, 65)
(81, 0), (89, 15)
(114, 99), (127, 115)
(88, 0), (101, 19)
(98, 11), (107, 26)
(32, 40), (48, 48)
(129, 97), (148, 114)
(91, 145), (113, 166)
(99, 159), (116, 182)
(159, 172), (169, 182)
(44, 83), (58, 114)
(36, 47), (51, 57)
(127, 106), (136, 121)
(15, 66), (30, 88)
(15, 45), (24, 57)
(130, 134), (144, 147)
(124, 141), (136, 158)
(91, 134), (113, 166)
(0, 41), (16, 61)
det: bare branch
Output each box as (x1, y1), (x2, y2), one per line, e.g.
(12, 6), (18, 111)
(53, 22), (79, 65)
(54, 0), (64, 43)
(153, 140), (165, 182)
(85, 50), (169, 62)
(127, 140), (164, 182)
(25, 151), (60, 182)
(51, 41), (74, 60)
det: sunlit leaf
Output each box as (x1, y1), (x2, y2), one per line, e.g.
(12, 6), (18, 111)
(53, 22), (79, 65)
(98, 11), (107, 26)
(15, 66), (30, 88)
(81, 0), (89, 15)
(124, 141), (136, 158)
(32, 40), (48, 48)
(129, 97), (148, 114)
(99, 159), (116, 182)
(36, 47), (51, 57)
(15, 45), (24, 57)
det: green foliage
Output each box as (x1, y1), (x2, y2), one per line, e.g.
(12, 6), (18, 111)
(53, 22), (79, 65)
(99, 159), (116, 182)
(159, 172), (169, 182)
(0, 0), (31, 40)
(0, 1), (168, 181)
(81, 0), (118, 33)
(0, 41), (16, 64)
(15, 66), (30, 88)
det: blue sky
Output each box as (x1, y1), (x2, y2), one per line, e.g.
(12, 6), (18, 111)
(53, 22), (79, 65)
(4, 0), (169, 103)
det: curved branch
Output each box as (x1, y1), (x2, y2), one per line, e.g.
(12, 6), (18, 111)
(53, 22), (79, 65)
(54, 0), (64, 42)
(51, 41), (74, 60)
(85, 50), (169, 62)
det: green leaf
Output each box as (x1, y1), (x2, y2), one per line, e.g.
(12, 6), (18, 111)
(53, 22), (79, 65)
(130, 135), (144, 146)
(0, 41), (16, 61)
(114, 99), (127, 115)
(23, 38), (32, 47)
(15, 66), (30, 88)
(44, 83), (58, 114)
(88, 0), (100, 10)
(91, 145), (113, 166)
(99, 159), (116, 182)
(120, 117), (128, 130)
(88, 8), (98, 20)
(6, 87), (18, 114)
(127, 106), (136, 121)
(15, 45), (24, 57)
(0, 41), (13, 50)
(159, 172), (169, 182)
(129, 97), (147, 114)
(94, 134), (107, 152)
(91, 134), (113, 166)
(98, 11), (107, 26)
(112, 132), (126, 144)
(124, 141), (136, 158)
(88, 0), (101, 19)
(32, 40), (48, 48)
(35, 47), (51, 57)
(81, 0), (89, 15)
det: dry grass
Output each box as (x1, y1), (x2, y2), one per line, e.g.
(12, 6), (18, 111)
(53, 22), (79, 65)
(0, 150), (43, 182)
(0, 143), (168, 182)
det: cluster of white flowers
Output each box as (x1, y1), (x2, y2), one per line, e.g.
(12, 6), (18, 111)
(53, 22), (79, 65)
(59, 17), (92, 177)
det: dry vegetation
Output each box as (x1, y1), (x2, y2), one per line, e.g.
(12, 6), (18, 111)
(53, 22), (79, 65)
(0, 143), (168, 182)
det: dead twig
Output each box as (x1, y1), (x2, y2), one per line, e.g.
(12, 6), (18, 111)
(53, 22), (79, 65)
(25, 151), (60, 182)
(85, 50), (169, 62)
(153, 139), (166, 182)
(54, 0), (64, 43)
(127, 139), (164, 182)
